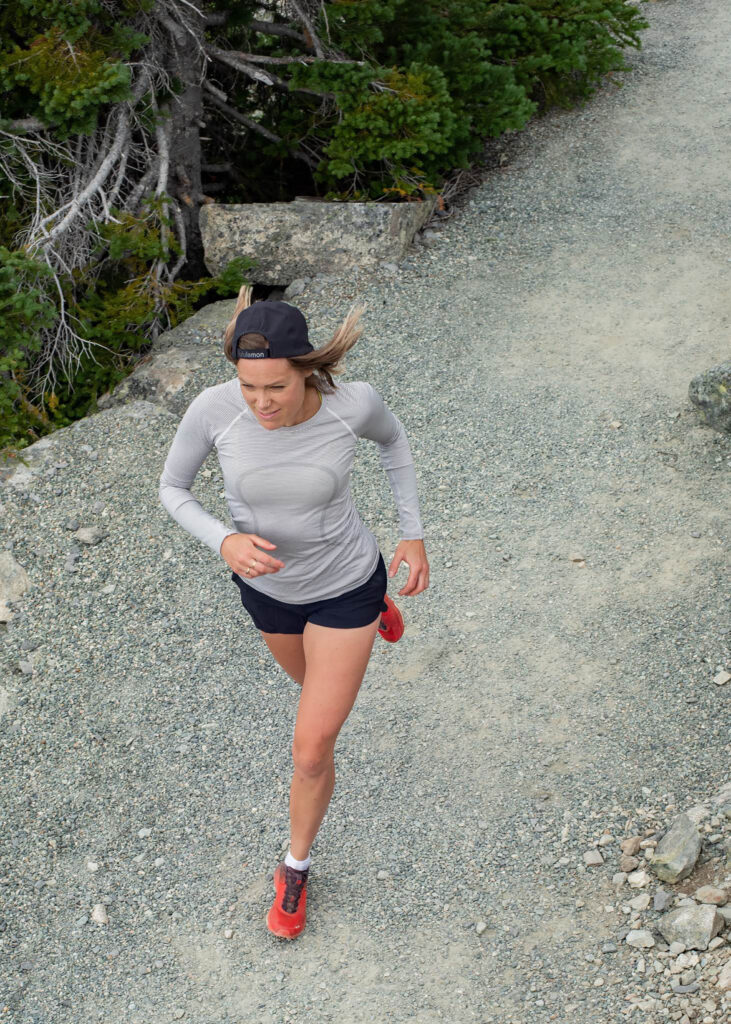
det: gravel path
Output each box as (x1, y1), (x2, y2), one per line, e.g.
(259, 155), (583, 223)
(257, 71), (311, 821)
(2, 2), (730, 1022)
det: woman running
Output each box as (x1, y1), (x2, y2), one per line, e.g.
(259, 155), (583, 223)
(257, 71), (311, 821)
(159, 286), (429, 939)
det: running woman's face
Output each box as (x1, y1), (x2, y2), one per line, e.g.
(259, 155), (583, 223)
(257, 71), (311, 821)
(236, 358), (314, 429)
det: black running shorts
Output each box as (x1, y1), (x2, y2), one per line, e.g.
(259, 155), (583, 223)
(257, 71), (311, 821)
(231, 554), (388, 634)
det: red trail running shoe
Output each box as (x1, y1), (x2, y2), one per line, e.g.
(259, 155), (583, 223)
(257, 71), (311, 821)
(267, 863), (308, 939)
(378, 594), (404, 643)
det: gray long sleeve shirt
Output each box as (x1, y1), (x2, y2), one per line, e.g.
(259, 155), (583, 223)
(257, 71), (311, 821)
(158, 379), (423, 603)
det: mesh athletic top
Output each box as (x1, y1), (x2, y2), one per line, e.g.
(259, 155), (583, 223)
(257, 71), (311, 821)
(158, 379), (423, 603)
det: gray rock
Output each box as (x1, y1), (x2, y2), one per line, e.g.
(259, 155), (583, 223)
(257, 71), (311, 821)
(63, 518), (80, 531)
(0, 551), (30, 622)
(98, 346), (203, 411)
(688, 362), (731, 434)
(626, 929), (655, 948)
(658, 905), (724, 950)
(73, 527), (107, 546)
(649, 813), (702, 882)
(671, 981), (700, 994)
(283, 278), (307, 298)
(654, 890), (673, 912)
(200, 197), (436, 284)
(718, 960), (731, 992)
(694, 885), (727, 906)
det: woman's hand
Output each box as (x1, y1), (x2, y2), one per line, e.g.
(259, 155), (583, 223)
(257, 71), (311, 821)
(388, 539), (429, 596)
(220, 533), (285, 578)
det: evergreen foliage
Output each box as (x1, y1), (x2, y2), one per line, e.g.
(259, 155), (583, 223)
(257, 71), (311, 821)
(0, 0), (648, 452)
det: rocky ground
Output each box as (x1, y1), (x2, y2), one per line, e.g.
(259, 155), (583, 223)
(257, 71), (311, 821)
(1, 0), (730, 1022)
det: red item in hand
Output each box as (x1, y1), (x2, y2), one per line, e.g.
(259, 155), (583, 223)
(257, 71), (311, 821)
(378, 594), (404, 643)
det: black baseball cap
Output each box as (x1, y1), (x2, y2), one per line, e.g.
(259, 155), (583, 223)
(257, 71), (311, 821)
(233, 301), (314, 359)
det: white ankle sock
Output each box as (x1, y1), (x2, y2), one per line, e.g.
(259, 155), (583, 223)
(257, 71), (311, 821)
(285, 850), (311, 871)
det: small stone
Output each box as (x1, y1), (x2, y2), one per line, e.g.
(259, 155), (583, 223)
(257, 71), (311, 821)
(654, 890), (673, 912)
(717, 959), (731, 991)
(712, 670), (730, 686)
(283, 279), (307, 299)
(584, 849), (604, 867)
(173, 1010), (185, 1020)
(621, 837), (643, 856)
(602, 942), (618, 953)
(708, 936), (725, 950)
(376, 869), (389, 880)
(138, 827), (152, 838)
(63, 518), (80, 531)
(19, 660), (33, 675)
(86, 860), (100, 872)
(694, 885), (727, 906)
(73, 526), (106, 546)
(626, 930), (655, 949)
(630, 893), (651, 911)
(91, 903), (108, 925)
(475, 921), (488, 936)
(627, 870), (651, 888)
(621, 855), (641, 872)
(612, 872), (628, 887)
(598, 834), (614, 847)
(223, 928), (234, 939)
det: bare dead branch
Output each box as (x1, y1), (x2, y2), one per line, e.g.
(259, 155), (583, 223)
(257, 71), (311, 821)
(290, 2), (324, 58)
(202, 81), (318, 170)
(206, 46), (335, 98)
(5, 117), (47, 132)
(222, 50), (364, 67)
(154, 10), (187, 45)
(247, 19), (307, 44)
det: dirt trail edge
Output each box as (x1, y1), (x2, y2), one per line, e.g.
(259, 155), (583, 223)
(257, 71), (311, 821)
(1, 2), (729, 1022)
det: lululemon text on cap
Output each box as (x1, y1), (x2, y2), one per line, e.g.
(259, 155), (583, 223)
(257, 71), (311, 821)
(233, 301), (314, 359)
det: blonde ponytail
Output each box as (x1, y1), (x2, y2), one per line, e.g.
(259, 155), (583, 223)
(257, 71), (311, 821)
(223, 283), (254, 358)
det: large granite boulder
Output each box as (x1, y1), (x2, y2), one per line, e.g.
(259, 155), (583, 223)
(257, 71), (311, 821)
(688, 362), (731, 434)
(200, 197), (437, 283)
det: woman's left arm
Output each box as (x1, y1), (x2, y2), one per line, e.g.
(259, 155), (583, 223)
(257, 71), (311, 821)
(389, 538), (430, 596)
(358, 384), (430, 596)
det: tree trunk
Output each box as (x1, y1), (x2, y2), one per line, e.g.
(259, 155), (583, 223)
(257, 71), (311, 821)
(167, 22), (206, 279)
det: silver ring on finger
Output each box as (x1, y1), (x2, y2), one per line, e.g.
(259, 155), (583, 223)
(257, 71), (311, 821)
(250, 558), (257, 568)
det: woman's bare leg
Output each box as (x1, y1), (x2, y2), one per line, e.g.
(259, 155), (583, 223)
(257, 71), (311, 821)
(288, 617), (380, 860)
(262, 632), (306, 686)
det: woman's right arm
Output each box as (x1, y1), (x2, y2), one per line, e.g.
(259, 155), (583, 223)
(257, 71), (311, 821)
(158, 392), (238, 557)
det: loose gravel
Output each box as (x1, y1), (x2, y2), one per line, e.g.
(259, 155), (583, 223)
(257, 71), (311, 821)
(1, 1), (730, 1022)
